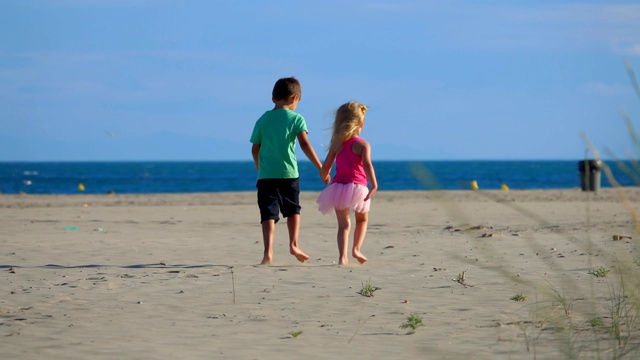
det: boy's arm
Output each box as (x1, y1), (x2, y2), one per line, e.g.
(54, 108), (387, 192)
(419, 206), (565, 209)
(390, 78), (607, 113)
(297, 131), (329, 184)
(251, 144), (261, 170)
(297, 131), (322, 170)
(320, 150), (336, 185)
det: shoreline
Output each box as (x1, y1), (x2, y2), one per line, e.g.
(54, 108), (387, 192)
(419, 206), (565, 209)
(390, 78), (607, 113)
(1, 187), (639, 208)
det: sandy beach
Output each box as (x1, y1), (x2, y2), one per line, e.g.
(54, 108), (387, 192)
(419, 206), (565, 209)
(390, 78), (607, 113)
(2, 188), (640, 359)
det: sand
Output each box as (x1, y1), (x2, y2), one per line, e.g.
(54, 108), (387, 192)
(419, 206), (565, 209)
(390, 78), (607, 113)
(1, 188), (640, 359)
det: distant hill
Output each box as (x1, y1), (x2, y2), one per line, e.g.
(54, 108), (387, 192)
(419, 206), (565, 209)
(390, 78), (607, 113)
(0, 133), (249, 161)
(0, 132), (453, 161)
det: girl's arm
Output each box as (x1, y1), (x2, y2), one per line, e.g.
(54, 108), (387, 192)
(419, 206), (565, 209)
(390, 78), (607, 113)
(354, 140), (378, 201)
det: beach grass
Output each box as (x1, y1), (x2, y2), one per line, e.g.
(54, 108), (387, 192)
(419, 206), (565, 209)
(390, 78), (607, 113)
(405, 62), (640, 358)
(506, 62), (640, 358)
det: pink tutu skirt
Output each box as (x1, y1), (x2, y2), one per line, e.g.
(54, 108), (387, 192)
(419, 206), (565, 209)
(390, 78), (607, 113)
(316, 182), (371, 214)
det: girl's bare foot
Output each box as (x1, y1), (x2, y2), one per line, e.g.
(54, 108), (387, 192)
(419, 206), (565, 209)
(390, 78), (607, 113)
(352, 250), (367, 264)
(338, 255), (349, 265)
(290, 246), (309, 263)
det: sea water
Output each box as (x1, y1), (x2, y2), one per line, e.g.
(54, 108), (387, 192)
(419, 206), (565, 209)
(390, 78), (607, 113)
(0, 160), (636, 195)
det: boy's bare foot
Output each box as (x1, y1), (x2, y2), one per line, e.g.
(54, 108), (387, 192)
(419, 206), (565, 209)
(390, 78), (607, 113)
(352, 250), (368, 264)
(260, 250), (273, 265)
(290, 246), (309, 263)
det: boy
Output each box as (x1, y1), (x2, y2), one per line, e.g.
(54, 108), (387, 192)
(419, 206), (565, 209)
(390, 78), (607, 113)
(250, 77), (328, 265)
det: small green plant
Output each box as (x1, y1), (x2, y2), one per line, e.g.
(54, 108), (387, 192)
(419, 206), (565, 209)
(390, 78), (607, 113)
(289, 330), (303, 338)
(633, 256), (640, 266)
(357, 279), (381, 297)
(588, 316), (603, 327)
(588, 266), (610, 278)
(454, 271), (466, 284)
(451, 270), (476, 288)
(400, 313), (425, 335)
(510, 293), (527, 302)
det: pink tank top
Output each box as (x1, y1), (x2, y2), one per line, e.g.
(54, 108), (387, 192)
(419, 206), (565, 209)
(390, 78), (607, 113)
(332, 137), (368, 186)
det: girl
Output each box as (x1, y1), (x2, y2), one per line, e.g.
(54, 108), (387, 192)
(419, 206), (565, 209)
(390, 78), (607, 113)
(317, 101), (378, 265)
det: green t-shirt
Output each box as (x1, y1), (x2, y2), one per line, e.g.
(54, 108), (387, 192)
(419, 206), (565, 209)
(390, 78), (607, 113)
(250, 108), (308, 179)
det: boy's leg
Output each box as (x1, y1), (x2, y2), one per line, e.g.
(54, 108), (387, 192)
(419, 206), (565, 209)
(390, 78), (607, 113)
(261, 219), (276, 265)
(352, 211), (368, 264)
(286, 214), (309, 263)
(335, 208), (351, 265)
(257, 179), (280, 265)
(279, 178), (308, 263)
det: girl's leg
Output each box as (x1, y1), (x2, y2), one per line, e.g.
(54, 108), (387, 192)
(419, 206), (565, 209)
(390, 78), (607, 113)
(352, 211), (368, 264)
(334, 208), (351, 265)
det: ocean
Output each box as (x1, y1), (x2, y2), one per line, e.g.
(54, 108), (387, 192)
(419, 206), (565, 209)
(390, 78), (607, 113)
(0, 160), (636, 195)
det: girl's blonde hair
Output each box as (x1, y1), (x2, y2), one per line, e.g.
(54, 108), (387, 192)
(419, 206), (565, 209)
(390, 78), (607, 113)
(329, 101), (367, 152)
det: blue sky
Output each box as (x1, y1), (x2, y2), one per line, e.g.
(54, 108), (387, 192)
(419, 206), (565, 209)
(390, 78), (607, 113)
(1, 0), (639, 161)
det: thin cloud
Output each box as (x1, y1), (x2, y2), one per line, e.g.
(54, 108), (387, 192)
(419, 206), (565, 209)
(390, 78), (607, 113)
(613, 43), (640, 57)
(507, 4), (640, 55)
(45, 0), (165, 6)
(580, 81), (628, 95)
(391, 3), (640, 54)
(365, 2), (416, 11)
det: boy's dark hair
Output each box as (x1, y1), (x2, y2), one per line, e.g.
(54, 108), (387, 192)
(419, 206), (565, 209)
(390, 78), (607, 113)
(272, 77), (302, 101)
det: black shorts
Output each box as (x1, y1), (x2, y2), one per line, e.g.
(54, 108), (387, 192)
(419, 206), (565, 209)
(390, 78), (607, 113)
(256, 178), (301, 223)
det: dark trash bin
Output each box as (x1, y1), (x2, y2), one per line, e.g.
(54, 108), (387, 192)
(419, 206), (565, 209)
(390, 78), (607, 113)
(578, 160), (602, 192)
